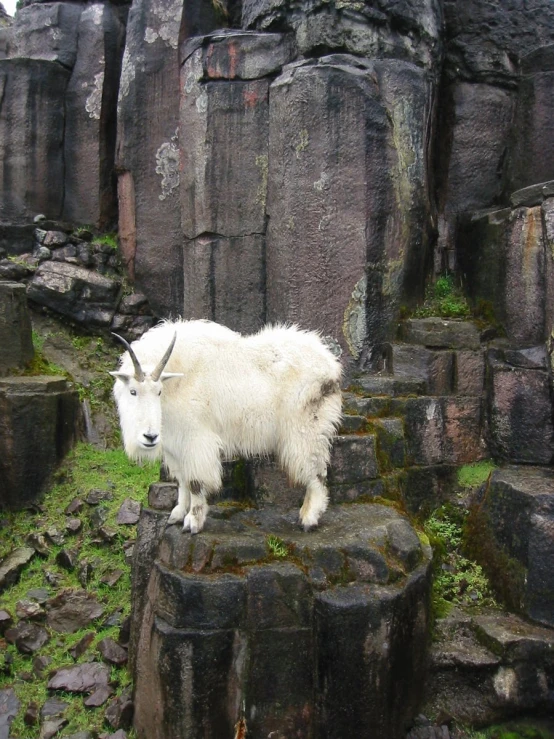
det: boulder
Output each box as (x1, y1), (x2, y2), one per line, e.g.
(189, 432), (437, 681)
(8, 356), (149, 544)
(0, 281), (34, 376)
(478, 466), (554, 626)
(131, 502), (431, 739)
(0, 376), (80, 509)
(27, 261), (121, 327)
(0, 58), (69, 223)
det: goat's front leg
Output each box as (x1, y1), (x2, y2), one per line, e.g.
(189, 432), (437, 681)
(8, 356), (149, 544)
(167, 483), (191, 525)
(182, 481), (208, 535)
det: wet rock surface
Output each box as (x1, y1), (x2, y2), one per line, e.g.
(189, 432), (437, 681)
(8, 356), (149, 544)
(132, 501), (431, 739)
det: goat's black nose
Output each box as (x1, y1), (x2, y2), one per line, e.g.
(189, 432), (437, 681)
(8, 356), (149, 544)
(144, 432), (158, 444)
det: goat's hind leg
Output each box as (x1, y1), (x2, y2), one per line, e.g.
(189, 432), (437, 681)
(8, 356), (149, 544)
(299, 473), (329, 531)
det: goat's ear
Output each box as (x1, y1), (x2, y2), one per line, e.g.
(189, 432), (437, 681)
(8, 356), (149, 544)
(160, 372), (184, 382)
(109, 371), (132, 383)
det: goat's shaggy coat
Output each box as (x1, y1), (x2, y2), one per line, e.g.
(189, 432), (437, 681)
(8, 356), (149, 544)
(111, 319), (342, 533)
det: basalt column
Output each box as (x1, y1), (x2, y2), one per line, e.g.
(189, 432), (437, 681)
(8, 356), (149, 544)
(179, 32), (296, 334)
(267, 57), (435, 366)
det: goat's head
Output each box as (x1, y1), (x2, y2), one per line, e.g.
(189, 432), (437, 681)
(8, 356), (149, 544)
(110, 332), (182, 461)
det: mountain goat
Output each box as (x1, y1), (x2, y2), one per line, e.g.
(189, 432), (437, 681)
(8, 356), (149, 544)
(110, 319), (342, 533)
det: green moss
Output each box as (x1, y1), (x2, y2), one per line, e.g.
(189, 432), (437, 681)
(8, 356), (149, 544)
(457, 460), (496, 489)
(92, 232), (118, 250)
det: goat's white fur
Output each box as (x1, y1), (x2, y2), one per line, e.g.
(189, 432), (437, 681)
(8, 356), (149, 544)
(111, 319), (342, 533)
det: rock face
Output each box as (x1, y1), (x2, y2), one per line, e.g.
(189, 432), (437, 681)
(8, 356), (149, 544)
(0, 376), (80, 509)
(475, 466), (554, 627)
(0, 281), (33, 375)
(131, 501), (431, 739)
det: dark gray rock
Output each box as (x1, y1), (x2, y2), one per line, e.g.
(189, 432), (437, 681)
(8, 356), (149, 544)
(184, 60), (261, 242)
(98, 637), (128, 666)
(5, 621), (49, 654)
(510, 180), (554, 208)
(0, 282), (34, 376)
(46, 589), (104, 634)
(398, 318), (480, 350)
(15, 599), (44, 620)
(242, 0), (442, 69)
(487, 351), (554, 464)
(40, 697), (68, 718)
(0, 689), (20, 739)
(395, 396), (485, 466)
(351, 374), (427, 397)
(47, 662), (110, 693)
(180, 30), (296, 80)
(480, 466), (554, 626)
(116, 498), (141, 525)
(182, 234), (265, 334)
(422, 607), (554, 726)
(116, 0), (209, 316)
(63, 3), (125, 228)
(147, 482), (178, 511)
(104, 688), (133, 730)
(0, 59), (69, 224)
(0, 609), (13, 635)
(39, 717), (68, 739)
(27, 261), (121, 327)
(507, 46), (554, 194)
(392, 344), (454, 395)
(0, 546), (35, 591)
(458, 206), (553, 345)
(8, 2), (82, 67)
(83, 685), (113, 708)
(68, 632), (94, 660)
(266, 56), (433, 363)
(131, 503), (431, 739)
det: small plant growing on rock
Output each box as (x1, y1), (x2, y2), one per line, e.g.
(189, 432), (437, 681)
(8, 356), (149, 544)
(425, 506), (497, 619)
(414, 274), (471, 319)
(266, 535), (288, 559)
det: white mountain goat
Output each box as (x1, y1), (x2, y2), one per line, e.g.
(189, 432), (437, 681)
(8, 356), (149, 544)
(110, 320), (342, 533)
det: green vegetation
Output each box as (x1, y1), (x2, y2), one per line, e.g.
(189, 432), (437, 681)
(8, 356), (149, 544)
(414, 274), (471, 319)
(460, 721), (554, 739)
(424, 506), (497, 619)
(266, 535), (288, 559)
(0, 443), (159, 737)
(92, 233), (119, 251)
(457, 460), (496, 489)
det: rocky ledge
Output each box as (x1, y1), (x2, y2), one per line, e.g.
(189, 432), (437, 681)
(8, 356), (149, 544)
(130, 493), (432, 739)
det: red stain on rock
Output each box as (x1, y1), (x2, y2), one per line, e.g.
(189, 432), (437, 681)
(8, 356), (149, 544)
(243, 88), (259, 108)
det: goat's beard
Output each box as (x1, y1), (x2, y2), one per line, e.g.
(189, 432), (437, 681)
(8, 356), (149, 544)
(123, 435), (163, 464)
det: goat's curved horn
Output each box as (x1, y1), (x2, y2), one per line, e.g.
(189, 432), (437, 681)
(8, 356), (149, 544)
(151, 332), (177, 382)
(112, 333), (145, 382)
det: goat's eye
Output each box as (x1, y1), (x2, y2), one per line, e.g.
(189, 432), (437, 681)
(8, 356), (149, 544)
(130, 389), (137, 396)
(158, 390), (162, 396)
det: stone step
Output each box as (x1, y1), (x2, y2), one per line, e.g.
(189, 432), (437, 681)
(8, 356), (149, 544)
(397, 317), (481, 350)
(422, 607), (554, 727)
(350, 373), (427, 398)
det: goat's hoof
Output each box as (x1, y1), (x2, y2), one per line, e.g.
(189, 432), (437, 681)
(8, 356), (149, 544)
(168, 504), (187, 525)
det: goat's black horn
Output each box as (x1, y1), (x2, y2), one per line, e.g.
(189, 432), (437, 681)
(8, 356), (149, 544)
(112, 332), (145, 382)
(151, 332), (177, 382)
